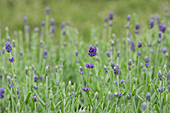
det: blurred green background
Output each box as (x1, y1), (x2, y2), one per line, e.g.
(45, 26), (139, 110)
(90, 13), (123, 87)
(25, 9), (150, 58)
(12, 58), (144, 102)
(0, 0), (169, 38)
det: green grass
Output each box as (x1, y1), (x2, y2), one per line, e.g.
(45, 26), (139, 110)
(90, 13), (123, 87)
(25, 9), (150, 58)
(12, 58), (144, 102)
(0, 0), (170, 39)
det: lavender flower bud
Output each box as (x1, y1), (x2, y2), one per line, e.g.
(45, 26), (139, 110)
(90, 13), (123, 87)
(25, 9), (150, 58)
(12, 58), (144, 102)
(146, 92), (151, 101)
(46, 7), (50, 15)
(33, 96), (37, 102)
(34, 75), (38, 82)
(109, 11), (113, 20)
(127, 14), (131, 21)
(12, 40), (16, 47)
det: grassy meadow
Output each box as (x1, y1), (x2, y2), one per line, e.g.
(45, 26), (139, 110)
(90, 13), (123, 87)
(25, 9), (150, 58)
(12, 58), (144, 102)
(0, 0), (170, 113)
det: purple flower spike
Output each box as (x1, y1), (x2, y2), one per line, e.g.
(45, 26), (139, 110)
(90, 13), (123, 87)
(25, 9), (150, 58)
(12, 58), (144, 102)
(34, 75), (38, 82)
(159, 31), (162, 38)
(9, 57), (14, 62)
(157, 87), (163, 93)
(75, 50), (78, 57)
(127, 14), (131, 21)
(109, 11), (113, 20)
(33, 96), (37, 102)
(144, 56), (149, 63)
(146, 92), (150, 101)
(51, 26), (56, 33)
(128, 66), (131, 70)
(159, 24), (166, 33)
(109, 22), (113, 27)
(50, 18), (54, 26)
(135, 23), (140, 30)
(41, 21), (45, 26)
(104, 17), (108, 22)
(128, 59), (132, 66)
(103, 65), (108, 74)
(167, 72), (170, 80)
(147, 43), (152, 47)
(86, 63), (94, 68)
(82, 87), (90, 91)
(34, 86), (38, 90)
(46, 7), (50, 15)
(23, 17), (27, 25)
(5, 42), (12, 52)
(158, 73), (163, 80)
(111, 62), (115, 69)
(0, 87), (5, 99)
(106, 51), (111, 57)
(141, 102), (147, 111)
(114, 66), (119, 75)
(61, 22), (65, 30)
(137, 41), (142, 48)
(149, 19), (154, 29)
(168, 85), (170, 92)
(43, 49), (48, 59)
(88, 46), (97, 57)
(137, 52), (141, 55)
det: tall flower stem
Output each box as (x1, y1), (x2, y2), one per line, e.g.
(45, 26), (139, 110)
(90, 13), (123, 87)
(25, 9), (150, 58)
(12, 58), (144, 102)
(46, 75), (49, 113)
(84, 69), (90, 107)
(25, 75), (28, 111)
(117, 75), (120, 93)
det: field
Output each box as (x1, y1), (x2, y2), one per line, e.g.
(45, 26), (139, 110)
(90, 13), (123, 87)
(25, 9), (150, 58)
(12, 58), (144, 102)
(0, 0), (170, 113)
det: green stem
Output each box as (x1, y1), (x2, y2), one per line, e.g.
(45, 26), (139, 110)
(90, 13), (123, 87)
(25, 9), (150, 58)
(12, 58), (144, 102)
(46, 76), (48, 113)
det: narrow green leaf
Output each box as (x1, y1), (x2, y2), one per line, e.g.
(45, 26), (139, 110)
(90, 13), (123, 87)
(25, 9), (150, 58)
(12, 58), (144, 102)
(26, 91), (32, 104)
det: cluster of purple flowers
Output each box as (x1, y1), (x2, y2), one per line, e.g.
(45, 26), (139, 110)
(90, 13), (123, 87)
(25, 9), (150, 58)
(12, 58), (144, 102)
(127, 93), (132, 100)
(137, 41), (142, 48)
(110, 62), (115, 69)
(128, 59), (132, 70)
(43, 49), (48, 59)
(114, 93), (122, 97)
(17, 89), (21, 98)
(23, 17), (27, 25)
(157, 87), (163, 93)
(0, 88), (5, 99)
(41, 21), (45, 26)
(82, 87), (90, 91)
(88, 46), (97, 57)
(106, 51), (111, 57)
(114, 66), (119, 75)
(146, 92), (151, 101)
(61, 22), (66, 35)
(9, 57), (14, 62)
(34, 75), (38, 82)
(144, 56), (149, 67)
(135, 23), (140, 34)
(127, 15), (131, 21)
(75, 50), (78, 57)
(109, 12), (113, 20)
(70, 93), (76, 99)
(80, 66), (83, 75)
(117, 51), (120, 57)
(5, 42), (12, 52)
(46, 7), (50, 15)
(75, 50), (80, 63)
(160, 48), (167, 54)
(159, 24), (166, 33)
(149, 19), (154, 29)
(103, 65), (108, 74)
(33, 96), (37, 102)
(147, 43), (152, 47)
(25, 67), (29, 75)
(86, 63), (94, 68)
(20, 51), (23, 60)
(158, 73), (163, 80)
(130, 40), (135, 51)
